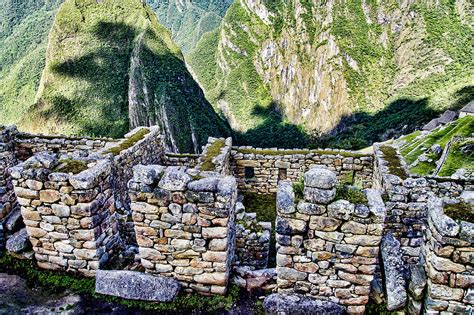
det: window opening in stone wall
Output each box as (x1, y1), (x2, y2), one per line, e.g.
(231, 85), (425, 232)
(245, 166), (255, 181)
(278, 168), (287, 181)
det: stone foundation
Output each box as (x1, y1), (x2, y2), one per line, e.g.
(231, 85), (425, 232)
(421, 198), (473, 314)
(275, 167), (385, 314)
(10, 153), (121, 276)
(129, 165), (237, 294)
(231, 147), (374, 194)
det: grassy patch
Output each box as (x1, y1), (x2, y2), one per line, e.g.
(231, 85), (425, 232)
(0, 255), (240, 313)
(335, 185), (368, 205)
(444, 202), (474, 223)
(293, 177), (304, 203)
(438, 139), (474, 177)
(200, 139), (225, 171)
(380, 146), (408, 179)
(53, 159), (88, 174)
(105, 128), (150, 156)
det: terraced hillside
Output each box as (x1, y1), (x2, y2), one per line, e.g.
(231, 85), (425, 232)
(395, 116), (474, 177)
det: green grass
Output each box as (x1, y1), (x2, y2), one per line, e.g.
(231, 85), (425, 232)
(200, 139), (225, 171)
(380, 146), (408, 179)
(105, 128), (150, 156)
(293, 177), (304, 203)
(444, 202), (474, 223)
(0, 255), (240, 313)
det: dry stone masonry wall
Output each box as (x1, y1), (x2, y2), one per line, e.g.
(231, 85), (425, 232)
(0, 126), (18, 221)
(275, 167), (385, 315)
(231, 147), (374, 194)
(129, 165), (237, 295)
(10, 153), (121, 276)
(374, 145), (473, 264)
(421, 198), (473, 314)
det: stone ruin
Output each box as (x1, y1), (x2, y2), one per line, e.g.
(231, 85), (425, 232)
(0, 125), (472, 314)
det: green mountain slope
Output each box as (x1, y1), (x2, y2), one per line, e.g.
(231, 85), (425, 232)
(26, 0), (229, 153)
(0, 0), (62, 126)
(147, 0), (233, 54)
(188, 0), (474, 148)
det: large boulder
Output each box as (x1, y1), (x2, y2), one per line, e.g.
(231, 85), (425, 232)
(95, 270), (180, 302)
(277, 181), (295, 214)
(263, 293), (346, 314)
(6, 228), (29, 253)
(304, 167), (337, 189)
(381, 233), (407, 311)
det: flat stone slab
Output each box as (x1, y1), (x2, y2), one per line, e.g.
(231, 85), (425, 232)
(263, 293), (346, 315)
(95, 270), (180, 302)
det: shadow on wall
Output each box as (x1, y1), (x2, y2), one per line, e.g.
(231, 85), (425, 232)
(233, 85), (472, 150)
(29, 21), (230, 152)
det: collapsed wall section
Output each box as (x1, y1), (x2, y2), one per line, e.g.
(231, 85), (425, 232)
(275, 167), (385, 315)
(231, 147), (374, 194)
(129, 165), (237, 295)
(10, 153), (121, 276)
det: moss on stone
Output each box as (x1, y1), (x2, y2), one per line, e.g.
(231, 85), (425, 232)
(200, 139), (225, 171)
(53, 159), (88, 174)
(380, 146), (408, 179)
(105, 128), (150, 156)
(444, 202), (474, 223)
(236, 148), (366, 158)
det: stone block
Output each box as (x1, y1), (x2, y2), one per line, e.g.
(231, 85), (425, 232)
(95, 270), (180, 302)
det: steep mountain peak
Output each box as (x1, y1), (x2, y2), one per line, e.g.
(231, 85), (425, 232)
(26, 0), (229, 153)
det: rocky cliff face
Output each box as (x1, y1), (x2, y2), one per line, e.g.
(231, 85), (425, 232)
(29, 0), (229, 153)
(189, 0), (473, 147)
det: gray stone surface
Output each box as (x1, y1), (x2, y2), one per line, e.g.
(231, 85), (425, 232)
(277, 181), (295, 214)
(428, 198), (460, 237)
(132, 165), (163, 185)
(381, 233), (407, 311)
(158, 167), (192, 191)
(327, 200), (355, 220)
(304, 167), (337, 189)
(304, 187), (336, 204)
(188, 177), (219, 191)
(408, 264), (426, 300)
(6, 228), (29, 253)
(95, 270), (180, 302)
(263, 293), (346, 315)
(5, 208), (22, 231)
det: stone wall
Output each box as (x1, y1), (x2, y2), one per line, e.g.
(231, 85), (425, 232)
(0, 126), (18, 221)
(162, 153), (200, 168)
(129, 165), (237, 295)
(14, 132), (114, 161)
(231, 147), (374, 194)
(374, 145), (473, 264)
(234, 201), (271, 269)
(421, 198), (473, 314)
(108, 127), (164, 245)
(275, 167), (385, 315)
(10, 153), (122, 276)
